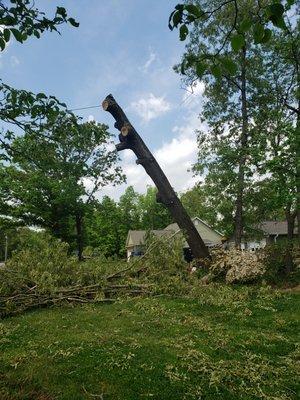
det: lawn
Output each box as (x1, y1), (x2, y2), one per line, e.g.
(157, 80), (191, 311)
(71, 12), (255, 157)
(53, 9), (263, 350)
(0, 286), (299, 400)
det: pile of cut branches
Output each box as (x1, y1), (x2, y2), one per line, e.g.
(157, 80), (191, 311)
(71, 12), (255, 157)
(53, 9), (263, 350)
(0, 282), (152, 318)
(201, 247), (266, 284)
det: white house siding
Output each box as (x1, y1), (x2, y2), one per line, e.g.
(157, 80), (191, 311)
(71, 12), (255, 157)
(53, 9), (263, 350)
(227, 238), (267, 250)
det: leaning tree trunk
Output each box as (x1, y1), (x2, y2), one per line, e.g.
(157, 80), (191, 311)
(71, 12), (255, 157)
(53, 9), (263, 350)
(102, 94), (210, 261)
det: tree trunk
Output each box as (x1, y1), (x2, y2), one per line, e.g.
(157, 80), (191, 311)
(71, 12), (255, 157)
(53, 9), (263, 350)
(288, 38), (300, 240)
(285, 206), (296, 274)
(234, 46), (248, 249)
(102, 95), (210, 261)
(76, 213), (84, 261)
(296, 92), (300, 241)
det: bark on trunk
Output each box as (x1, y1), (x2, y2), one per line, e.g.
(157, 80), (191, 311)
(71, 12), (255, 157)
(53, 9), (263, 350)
(102, 94), (210, 261)
(296, 97), (300, 240)
(76, 214), (84, 261)
(234, 46), (248, 249)
(285, 206), (296, 274)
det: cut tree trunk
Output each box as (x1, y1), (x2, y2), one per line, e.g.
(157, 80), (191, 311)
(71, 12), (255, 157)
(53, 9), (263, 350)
(102, 94), (210, 261)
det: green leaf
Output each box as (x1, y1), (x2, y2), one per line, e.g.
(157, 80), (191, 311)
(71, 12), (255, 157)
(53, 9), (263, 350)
(3, 29), (10, 42)
(266, 3), (287, 29)
(10, 28), (23, 43)
(172, 10), (181, 27)
(269, 14), (287, 29)
(0, 38), (5, 51)
(261, 28), (272, 43)
(222, 58), (237, 74)
(68, 18), (79, 28)
(33, 30), (40, 39)
(36, 93), (47, 100)
(195, 61), (206, 77)
(268, 3), (284, 17)
(253, 23), (265, 43)
(185, 4), (202, 18)
(180, 61), (186, 75)
(231, 34), (245, 52)
(179, 24), (189, 41)
(175, 4), (184, 11)
(1, 15), (16, 25)
(211, 65), (222, 78)
(56, 7), (67, 17)
(239, 19), (252, 33)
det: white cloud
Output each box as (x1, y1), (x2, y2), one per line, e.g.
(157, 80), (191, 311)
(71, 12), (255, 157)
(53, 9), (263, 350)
(87, 114), (95, 122)
(153, 112), (203, 192)
(95, 111), (206, 200)
(130, 93), (171, 123)
(10, 55), (20, 67)
(140, 49), (156, 73)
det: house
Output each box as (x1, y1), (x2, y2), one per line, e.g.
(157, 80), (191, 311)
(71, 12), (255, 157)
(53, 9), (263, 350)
(226, 220), (298, 251)
(125, 217), (225, 260)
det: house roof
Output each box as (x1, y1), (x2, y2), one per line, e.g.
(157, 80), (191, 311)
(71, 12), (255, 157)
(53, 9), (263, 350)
(164, 217), (223, 237)
(126, 229), (173, 247)
(126, 217), (224, 248)
(257, 220), (298, 236)
(163, 222), (178, 232)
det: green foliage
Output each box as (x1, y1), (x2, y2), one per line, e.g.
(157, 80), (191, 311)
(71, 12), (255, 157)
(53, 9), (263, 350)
(263, 240), (300, 284)
(0, 230), (122, 299)
(169, 1), (293, 74)
(0, 0), (79, 51)
(0, 119), (124, 257)
(85, 186), (173, 258)
(171, 0), (299, 249)
(86, 196), (124, 257)
(0, 231), (75, 296)
(230, 33), (245, 52)
(137, 186), (173, 230)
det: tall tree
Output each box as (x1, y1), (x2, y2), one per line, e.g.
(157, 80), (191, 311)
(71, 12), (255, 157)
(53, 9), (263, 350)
(85, 196), (124, 257)
(174, 0), (266, 247)
(1, 120), (124, 260)
(180, 183), (234, 236)
(170, 1), (299, 249)
(119, 186), (141, 232)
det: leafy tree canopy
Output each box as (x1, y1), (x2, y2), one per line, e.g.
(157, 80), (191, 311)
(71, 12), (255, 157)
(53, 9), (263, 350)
(169, 0), (298, 78)
(0, 0), (79, 51)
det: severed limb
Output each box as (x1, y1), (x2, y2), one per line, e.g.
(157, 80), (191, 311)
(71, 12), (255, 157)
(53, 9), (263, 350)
(102, 94), (210, 261)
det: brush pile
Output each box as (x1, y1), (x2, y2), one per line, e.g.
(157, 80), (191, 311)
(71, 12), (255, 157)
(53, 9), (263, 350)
(0, 231), (153, 318)
(204, 247), (266, 284)
(0, 282), (151, 318)
(1, 230), (295, 318)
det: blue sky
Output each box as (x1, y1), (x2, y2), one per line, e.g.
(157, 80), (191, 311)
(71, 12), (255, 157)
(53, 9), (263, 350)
(1, 0), (206, 199)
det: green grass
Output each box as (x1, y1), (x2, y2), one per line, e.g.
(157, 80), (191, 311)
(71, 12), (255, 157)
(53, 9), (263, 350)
(0, 286), (299, 400)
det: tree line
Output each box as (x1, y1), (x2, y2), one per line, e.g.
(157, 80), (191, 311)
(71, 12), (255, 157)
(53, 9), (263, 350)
(0, 1), (299, 268)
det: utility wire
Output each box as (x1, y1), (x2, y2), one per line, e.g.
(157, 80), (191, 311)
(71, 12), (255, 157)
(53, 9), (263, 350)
(69, 105), (100, 112)
(69, 90), (197, 112)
